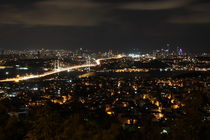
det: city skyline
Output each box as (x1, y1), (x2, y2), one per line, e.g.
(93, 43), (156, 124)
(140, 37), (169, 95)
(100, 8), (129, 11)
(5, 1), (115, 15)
(0, 1), (209, 140)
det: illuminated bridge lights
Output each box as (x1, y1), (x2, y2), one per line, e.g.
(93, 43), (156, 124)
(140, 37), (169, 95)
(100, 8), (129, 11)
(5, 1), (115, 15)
(0, 55), (124, 83)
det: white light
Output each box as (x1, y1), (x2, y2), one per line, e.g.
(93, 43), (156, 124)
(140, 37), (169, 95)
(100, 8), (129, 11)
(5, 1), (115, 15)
(32, 87), (38, 91)
(128, 54), (140, 58)
(18, 67), (28, 70)
(161, 129), (168, 134)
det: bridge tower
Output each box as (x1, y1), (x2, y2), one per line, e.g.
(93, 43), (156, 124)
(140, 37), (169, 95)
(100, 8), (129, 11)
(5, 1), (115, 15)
(54, 59), (60, 70)
(86, 55), (91, 72)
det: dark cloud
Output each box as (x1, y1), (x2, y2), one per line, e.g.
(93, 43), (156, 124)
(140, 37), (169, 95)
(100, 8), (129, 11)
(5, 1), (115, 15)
(0, 0), (210, 27)
(0, 0), (112, 26)
(0, 0), (210, 52)
(0, 0), (43, 4)
(118, 0), (193, 10)
(168, 3), (210, 24)
(0, 0), (200, 26)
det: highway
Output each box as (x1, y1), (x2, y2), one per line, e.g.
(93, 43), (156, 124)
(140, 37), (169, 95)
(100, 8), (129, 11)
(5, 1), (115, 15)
(0, 55), (124, 82)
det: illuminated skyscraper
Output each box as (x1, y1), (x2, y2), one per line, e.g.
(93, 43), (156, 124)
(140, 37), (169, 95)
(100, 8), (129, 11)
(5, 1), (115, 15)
(179, 49), (183, 55)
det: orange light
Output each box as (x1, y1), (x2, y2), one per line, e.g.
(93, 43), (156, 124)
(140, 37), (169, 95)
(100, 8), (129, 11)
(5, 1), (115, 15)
(172, 105), (179, 109)
(106, 111), (114, 115)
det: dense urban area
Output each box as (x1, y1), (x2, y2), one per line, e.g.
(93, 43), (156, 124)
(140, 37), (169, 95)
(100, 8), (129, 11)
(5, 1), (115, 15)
(0, 48), (209, 140)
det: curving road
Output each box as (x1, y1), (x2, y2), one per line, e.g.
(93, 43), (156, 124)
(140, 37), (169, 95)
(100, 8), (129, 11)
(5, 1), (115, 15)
(0, 55), (124, 82)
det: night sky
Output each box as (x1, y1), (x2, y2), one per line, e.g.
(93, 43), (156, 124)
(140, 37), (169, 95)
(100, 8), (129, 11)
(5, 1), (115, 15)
(0, 0), (210, 53)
